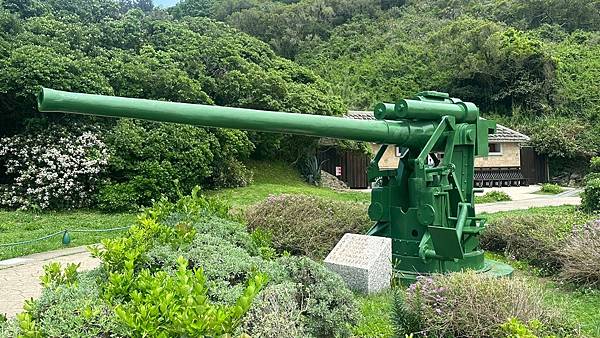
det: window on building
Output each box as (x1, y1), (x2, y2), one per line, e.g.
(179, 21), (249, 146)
(488, 143), (502, 155)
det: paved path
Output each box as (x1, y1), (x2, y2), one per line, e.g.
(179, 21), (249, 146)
(477, 185), (582, 213)
(0, 246), (99, 318)
(477, 195), (581, 213)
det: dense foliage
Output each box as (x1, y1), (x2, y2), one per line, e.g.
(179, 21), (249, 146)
(246, 194), (371, 259)
(97, 120), (254, 211)
(172, 0), (600, 174)
(582, 157), (600, 211)
(1, 0), (598, 207)
(304, 14), (599, 167)
(0, 0), (346, 209)
(392, 272), (573, 337)
(171, 0), (392, 59)
(582, 178), (600, 212)
(0, 189), (359, 337)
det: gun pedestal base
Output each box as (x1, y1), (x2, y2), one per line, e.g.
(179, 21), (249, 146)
(395, 257), (514, 285)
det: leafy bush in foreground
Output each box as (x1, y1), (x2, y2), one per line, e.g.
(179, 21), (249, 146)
(246, 194), (371, 259)
(393, 272), (573, 338)
(108, 257), (267, 337)
(2, 189), (358, 337)
(560, 220), (600, 288)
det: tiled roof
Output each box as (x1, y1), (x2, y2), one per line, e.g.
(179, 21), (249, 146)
(490, 124), (530, 143)
(345, 111), (530, 143)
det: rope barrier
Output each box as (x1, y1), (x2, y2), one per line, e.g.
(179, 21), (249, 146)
(0, 226), (131, 248)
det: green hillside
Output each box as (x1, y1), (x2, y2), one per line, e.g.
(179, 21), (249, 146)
(173, 0), (600, 174)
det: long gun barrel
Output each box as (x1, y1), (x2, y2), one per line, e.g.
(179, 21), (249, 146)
(35, 87), (511, 284)
(37, 88), (440, 148)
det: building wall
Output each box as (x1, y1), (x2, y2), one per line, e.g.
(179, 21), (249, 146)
(474, 142), (521, 167)
(372, 142), (522, 169)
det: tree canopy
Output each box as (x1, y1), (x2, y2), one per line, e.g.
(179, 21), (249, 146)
(171, 0), (599, 165)
(1, 0), (599, 183)
(0, 0), (345, 134)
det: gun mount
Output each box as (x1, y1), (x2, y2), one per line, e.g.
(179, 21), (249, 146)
(37, 88), (513, 283)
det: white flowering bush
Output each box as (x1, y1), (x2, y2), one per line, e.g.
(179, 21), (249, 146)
(0, 124), (109, 210)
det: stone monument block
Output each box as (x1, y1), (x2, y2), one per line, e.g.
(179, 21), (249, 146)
(324, 233), (391, 294)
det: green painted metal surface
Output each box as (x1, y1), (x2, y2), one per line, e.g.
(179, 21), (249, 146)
(38, 88), (438, 148)
(37, 87), (513, 282)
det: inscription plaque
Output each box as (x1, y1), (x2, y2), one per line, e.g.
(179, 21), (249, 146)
(324, 233), (391, 294)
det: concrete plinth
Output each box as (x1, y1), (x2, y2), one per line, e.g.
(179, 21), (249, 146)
(324, 233), (391, 294)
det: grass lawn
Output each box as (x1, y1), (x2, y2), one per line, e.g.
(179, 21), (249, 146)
(210, 161), (370, 209)
(485, 252), (600, 337)
(544, 279), (600, 336)
(353, 291), (395, 337)
(0, 161), (366, 260)
(0, 211), (136, 260)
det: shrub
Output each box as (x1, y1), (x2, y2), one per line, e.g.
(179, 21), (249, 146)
(275, 256), (360, 337)
(480, 209), (592, 274)
(240, 282), (307, 337)
(145, 237), (359, 336)
(500, 318), (560, 338)
(0, 123), (109, 210)
(483, 214), (566, 273)
(584, 172), (600, 184)
(590, 156), (600, 173)
(6, 189), (359, 337)
(475, 190), (512, 203)
(540, 183), (564, 194)
(141, 186), (233, 224)
(100, 119), (254, 211)
(246, 194), (371, 259)
(145, 234), (262, 304)
(559, 220), (600, 287)
(40, 262), (80, 288)
(106, 256), (267, 337)
(582, 178), (600, 212)
(96, 181), (140, 212)
(392, 272), (572, 338)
